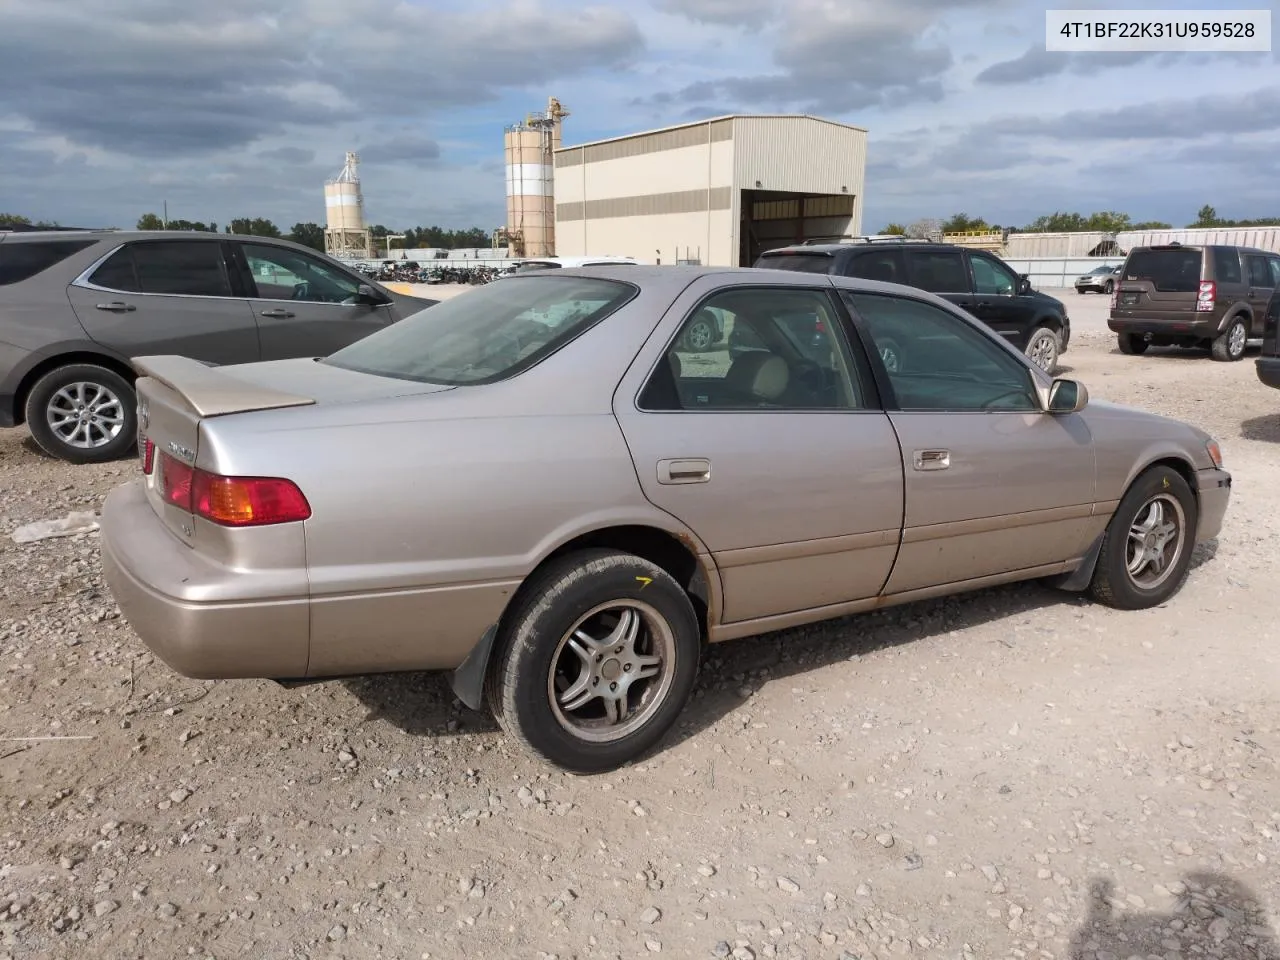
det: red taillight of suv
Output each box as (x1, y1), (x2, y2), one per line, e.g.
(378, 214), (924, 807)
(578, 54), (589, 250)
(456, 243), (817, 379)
(1197, 280), (1216, 312)
(158, 452), (311, 526)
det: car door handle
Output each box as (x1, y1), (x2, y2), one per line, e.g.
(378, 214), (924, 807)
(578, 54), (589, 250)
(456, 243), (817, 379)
(259, 308), (295, 319)
(912, 449), (951, 471)
(95, 301), (136, 312)
(657, 458), (711, 484)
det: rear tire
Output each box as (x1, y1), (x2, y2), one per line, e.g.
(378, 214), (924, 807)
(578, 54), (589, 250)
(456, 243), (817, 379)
(24, 364), (137, 465)
(1117, 333), (1149, 356)
(1024, 327), (1061, 374)
(486, 549), (701, 773)
(1210, 316), (1248, 362)
(1089, 465), (1198, 611)
(1103, 279), (1114, 295)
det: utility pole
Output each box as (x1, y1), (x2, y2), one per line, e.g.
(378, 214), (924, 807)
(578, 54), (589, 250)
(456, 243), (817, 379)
(162, 201), (168, 230)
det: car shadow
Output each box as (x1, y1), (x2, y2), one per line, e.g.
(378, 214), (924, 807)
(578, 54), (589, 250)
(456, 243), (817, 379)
(1112, 345), (1261, 362)
(1242, 414), (1280, 444)
(344, 540), (1224, 754)
(1069, 872), (1278, 959)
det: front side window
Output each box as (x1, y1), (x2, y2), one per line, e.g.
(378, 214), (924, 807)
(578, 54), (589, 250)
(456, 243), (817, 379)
(842, 292), (1039, 412)
(325, 275), (635, 385)
(1269, 257), (1280, 286)
(0, 239), (96, 286)
(906, 251), (969, 294)
(639, 288), (867, 411)
(845, 250), (905, 284)
(92, 241), (230, 297)
(970, 255), (1018, 295)
(242, 243), (362, 303)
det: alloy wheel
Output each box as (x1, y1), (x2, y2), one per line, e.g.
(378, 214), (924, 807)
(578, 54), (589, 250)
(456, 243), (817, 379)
(46, 381), (126, 449)
(1125, 493), (1186, 590)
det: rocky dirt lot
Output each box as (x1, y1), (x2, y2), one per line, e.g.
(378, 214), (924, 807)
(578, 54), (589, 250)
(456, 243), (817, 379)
(1, 295), (1278, 960)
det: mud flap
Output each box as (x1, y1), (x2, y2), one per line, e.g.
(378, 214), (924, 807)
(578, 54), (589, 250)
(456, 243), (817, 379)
(1044, 533), (1104, 593)
(449, 624), (498, 711)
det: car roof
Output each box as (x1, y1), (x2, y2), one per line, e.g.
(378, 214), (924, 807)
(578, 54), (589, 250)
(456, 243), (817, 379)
(0, 230), (323, 254)
(760, 241), (970, 256)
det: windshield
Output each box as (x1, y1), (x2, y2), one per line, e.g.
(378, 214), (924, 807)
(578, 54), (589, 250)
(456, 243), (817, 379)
(1124, 249), (1202, 292)
(755, 253), (835, 274)
(324, 275), (636, 385)
(1090, 265), (1114, 274)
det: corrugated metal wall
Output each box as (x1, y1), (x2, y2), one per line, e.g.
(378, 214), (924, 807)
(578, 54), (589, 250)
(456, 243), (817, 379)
(1004, 232), (1113, 258)
(1115, 226), (1280, 252)
(731, 117), (866, 210)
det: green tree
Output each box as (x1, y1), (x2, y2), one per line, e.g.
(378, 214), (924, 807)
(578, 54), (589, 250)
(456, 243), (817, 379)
(1084, 211), (1132, 232)
(226, 217), (282, 238)
(1, 213), (32, 228)
(165, 219), (216, 232)
(1131, 220), (1172, 230)
(1192, 204), (1219, 227)
(137, 213), (165, 230)
(941, 213), (991, 234)
(287, 222), (325, 251)
(878, 223), (907, 236)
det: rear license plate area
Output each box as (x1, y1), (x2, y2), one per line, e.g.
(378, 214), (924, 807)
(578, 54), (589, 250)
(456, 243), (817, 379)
(1121, 292), (1139, 305)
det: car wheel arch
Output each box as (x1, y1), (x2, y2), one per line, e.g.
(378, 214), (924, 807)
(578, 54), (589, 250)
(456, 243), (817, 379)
(12, 348), (137, 427)
(449, 521), (722, 712)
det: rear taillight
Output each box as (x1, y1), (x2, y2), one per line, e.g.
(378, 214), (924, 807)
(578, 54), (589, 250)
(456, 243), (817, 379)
(140, 438), (155, 475)
(158, 452), (310, 526)
(814, 319), (826, 334)
(1197, 281), (1216, 312)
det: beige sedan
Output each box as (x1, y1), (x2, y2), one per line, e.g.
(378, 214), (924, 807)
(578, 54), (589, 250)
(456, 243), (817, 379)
(100, 267), (1232, 772)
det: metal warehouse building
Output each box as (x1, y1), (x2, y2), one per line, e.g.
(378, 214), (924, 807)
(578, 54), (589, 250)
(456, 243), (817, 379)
(552, 115), (867, 267)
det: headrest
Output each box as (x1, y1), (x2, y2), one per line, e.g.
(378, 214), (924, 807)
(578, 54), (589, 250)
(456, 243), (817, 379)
(726, 352), (789, 401)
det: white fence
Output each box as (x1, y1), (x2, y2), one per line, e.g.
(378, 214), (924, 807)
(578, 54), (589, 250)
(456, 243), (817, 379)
(1003, 257), (1124, 290)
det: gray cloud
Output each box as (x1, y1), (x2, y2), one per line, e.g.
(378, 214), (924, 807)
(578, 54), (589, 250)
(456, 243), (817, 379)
(657, 0), (780, 28)
(650, 0), (1006, 114)
(974, 45), (1219, 85)
(357, 136), (443, 165)
(0, 0), (642, 158)
(257, 147), (316, 165)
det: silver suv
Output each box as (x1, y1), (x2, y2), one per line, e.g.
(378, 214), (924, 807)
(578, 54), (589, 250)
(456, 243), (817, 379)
(0, 230), (435, 463)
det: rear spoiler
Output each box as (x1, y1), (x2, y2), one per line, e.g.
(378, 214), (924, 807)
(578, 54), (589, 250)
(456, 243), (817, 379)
(132, 355), (316, 418)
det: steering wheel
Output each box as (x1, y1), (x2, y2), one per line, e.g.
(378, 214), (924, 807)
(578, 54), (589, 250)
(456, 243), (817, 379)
(290, 281), (311, 301)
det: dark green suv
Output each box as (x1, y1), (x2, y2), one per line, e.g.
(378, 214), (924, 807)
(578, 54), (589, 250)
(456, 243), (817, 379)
(754, 238), (1070, 373)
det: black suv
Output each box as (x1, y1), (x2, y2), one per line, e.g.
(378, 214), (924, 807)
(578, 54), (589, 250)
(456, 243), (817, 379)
(1259, 290), (1280, 390)
(753, 238), (1070, 373)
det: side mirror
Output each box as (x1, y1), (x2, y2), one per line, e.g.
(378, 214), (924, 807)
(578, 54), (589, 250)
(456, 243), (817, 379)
(356, 283), (388, 306)
(1017, 275), (1032, 295)
(1047, 378), (1089, 414)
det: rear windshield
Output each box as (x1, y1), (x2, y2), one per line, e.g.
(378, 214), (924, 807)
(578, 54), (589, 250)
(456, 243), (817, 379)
(0, 239), (96, 286)
(755, 253), (835, 274)
(324, 275), (636, 385)
(1124, 249), (1202, 292)
(513, 261), (561, 273)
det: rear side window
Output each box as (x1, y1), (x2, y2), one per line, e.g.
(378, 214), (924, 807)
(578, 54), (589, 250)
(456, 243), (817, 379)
(1211, 248), (1241, 284)
(0, 239), (96, 286)
(1246, 256), (1272, 287)
(91, 241), (231, 296)
(906, 251), (969, 293)
(1270, 258), (1280, 286)
(1124, 249), (1203, 292)
(845, 250), (905, 283)
(755, 253), (835, 274)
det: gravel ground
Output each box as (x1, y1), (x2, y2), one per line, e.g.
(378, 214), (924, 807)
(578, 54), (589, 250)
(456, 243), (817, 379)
(1, 305), (1278, 960)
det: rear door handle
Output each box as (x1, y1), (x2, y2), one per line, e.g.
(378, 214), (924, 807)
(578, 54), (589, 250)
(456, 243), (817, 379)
(259, 308), (295, 319)
(912, 449), (951, 471)
(95, 301), (135, 312)
(657, 458), (711, 484)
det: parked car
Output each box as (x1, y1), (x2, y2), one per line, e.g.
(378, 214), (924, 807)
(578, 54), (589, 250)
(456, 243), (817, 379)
(509, 256), (640, 273)
(1075, 263), (1122, 294)
(1108, 243), (1280, 361)
(754, 238), (1071, 373)
(0, 230), (436, 464)
(100, 266), (1232, 773)
(1257, 291), (1280, 389)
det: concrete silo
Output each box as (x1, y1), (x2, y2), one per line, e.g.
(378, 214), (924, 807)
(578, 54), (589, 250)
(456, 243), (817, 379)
(324, 152), (372, 260)
(502, 97), (568, 258)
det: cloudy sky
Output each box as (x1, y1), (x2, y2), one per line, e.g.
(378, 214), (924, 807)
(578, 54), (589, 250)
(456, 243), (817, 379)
(3, 0), (1278, 233)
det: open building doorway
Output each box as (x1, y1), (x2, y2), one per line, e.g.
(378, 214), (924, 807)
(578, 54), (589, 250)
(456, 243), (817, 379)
(738, 190), (858, 266)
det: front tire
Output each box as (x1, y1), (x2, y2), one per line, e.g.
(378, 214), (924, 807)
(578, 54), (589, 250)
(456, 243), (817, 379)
(486, 549), (701, 773)
(1103, 279), (1114, 295)
(1089, 465), (1198, 610)
(1117, 333), (1149, 356)
(1210, 316), (1248, 362)
(24, 364), (137, 464)
(681, 317), (717, 353)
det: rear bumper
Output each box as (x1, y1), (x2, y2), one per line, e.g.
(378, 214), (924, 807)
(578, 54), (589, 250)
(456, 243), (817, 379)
(1108, 317), (1217, 339)
(1257, 356), (1280, 389)
(1195, 468), (1232, 543)
(100, 481), (310, 679)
